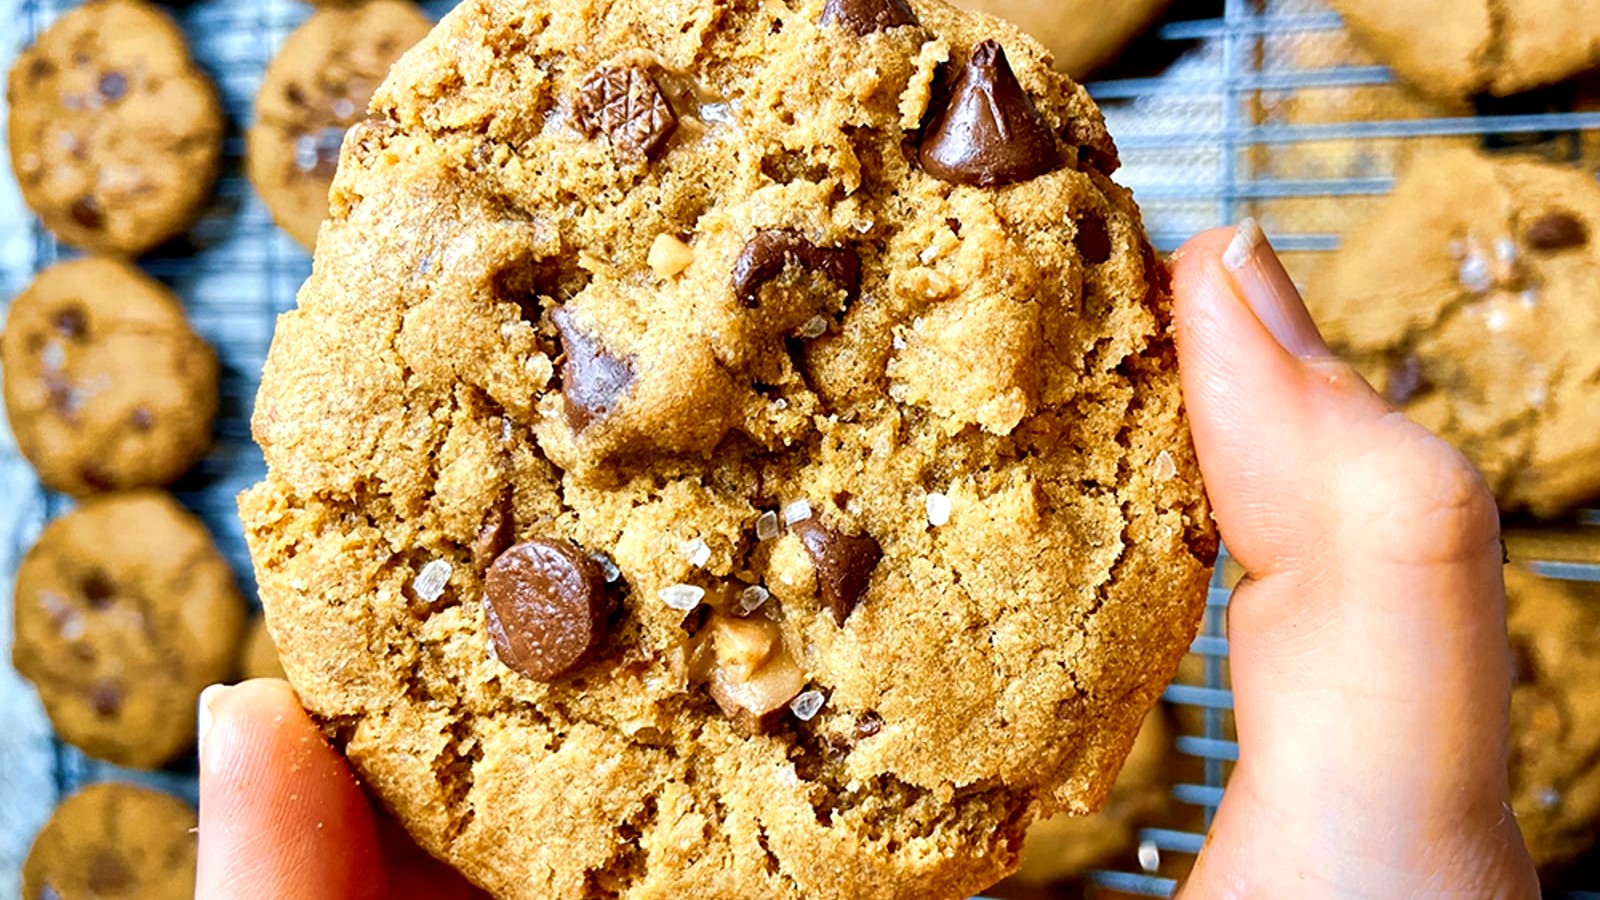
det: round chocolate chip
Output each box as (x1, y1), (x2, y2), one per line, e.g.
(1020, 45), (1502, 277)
(53, 306), (87, 340)
(82, 570), (115, 609)
(731, 229), (862, 308)
(483, 538), (610, 681)
(69, 196), (105, 231)
(86, 850), (131, 892)
(919, 40), (1061, 188)
(820, 0), (918, 35)
(1524, 211), (1588, 253)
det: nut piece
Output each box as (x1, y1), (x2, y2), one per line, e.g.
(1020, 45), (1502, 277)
(919, 40), (1061, 187)
(573, 64), (678, 162)
(551, 307), (635, 430)
(648, 233), (695, 278)
(732, 229), (861, 308)
(791, 518), (883, 625)
(820, 0), (919, 35)
(705, 614), (804, 735)
(483, 538), (610, 681)
(1524, 212), (1588, 253)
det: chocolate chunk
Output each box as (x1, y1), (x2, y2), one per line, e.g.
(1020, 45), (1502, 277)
(919, 40), (1060, 187)
(86, 851), (131, 893)
(90, 680), (123, 717)
(573, 65), (678, 162)
(1383, 354), (1431, 406)
(53, 306), (87, 340)
(130, 406), (154, 431)
(820, 0), (918, 35)
(1509, 638), (1537, 686)
(551, 307), (634, 430)
(732, 229), (862, 308)
(1524, 211), (1588, 252)
(482, 538), (610, 681)
(82, 571), (115, 609)
(69, 196), (104, 230)
(791, 518), (882, 625)
(855, 710), (883, 738)
(97, 71), (127, 102)
(1075, 214), (1112, 264)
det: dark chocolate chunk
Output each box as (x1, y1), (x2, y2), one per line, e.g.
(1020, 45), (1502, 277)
(53, 306), (87, 340)
(1383, 354), (1431, 407)
(90, 680), (123, 717)
(854, 710), (883, 738)
(573, 65), (678, 162)
(130, 406), (154, 431)
(97, 71), (127, 102)
(82, 571), (115, 609)
(551, 307), (634, 430)
(919, 40), (1060, 187)
(1075, 214), (1112, 264)
(791, 518), (882, 625)
(820, 0), (918, 35)
(1508, 638), (1537, 686)
(70, 196), (105, 231)
(483, 538), (610, 681)
(1524, 211), (1588, 252)
(732, 229), (862, 308)
(86, 851), (131, 893)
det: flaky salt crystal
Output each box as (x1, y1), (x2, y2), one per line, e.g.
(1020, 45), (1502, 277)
(799, 315), (829, 339)
(681, 537), (711, 568)
(756, 511), (780, 541)
(925, 492), (951, 527)
(737, 584), (770, 615)
(790, 689), (825, 721)
(413, 559), (452, 603)
(658, 584), (705, 611)
(853, 218), (874, 234)
(891, 333), (907, 351)
(589, 552), (621, 583)
(1138, 840), (1160, 872)
(1153, 450), (1177, 483)
(1459, 252), (1491, 293)
(1495, 236), (1517, 265)
(783, 499), (812, 526)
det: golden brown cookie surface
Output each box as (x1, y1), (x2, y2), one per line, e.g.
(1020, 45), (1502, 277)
(22, 782), (197, 900)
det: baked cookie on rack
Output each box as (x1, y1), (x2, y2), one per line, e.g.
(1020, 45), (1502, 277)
(1504, 565), (1600, 869)
(1306, 148), (1600, 518)
(240, 0), (1217, 896)
(6, 0), (224, 256)
(247, 0), (433, 250)
(947, 0), (1171, 78)
(0, 257), (218, 496)
(22, 782), (197, 900)
(11, 491), (246, 769)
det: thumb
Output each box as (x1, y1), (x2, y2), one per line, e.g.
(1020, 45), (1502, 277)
(1170, 222), (1539, 897)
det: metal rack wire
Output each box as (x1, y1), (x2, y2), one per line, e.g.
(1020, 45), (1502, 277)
(2, 0), (1599, 897)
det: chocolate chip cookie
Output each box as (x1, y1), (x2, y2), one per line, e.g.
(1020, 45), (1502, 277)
(241, 0), (1216, 896)
(949, 0), (1171, 78)
(247, 0), (433, 250)
(6, 0), (224, 256)
(0, 257), (219, 496)
(1307, 148), (1600, 518)
(12, 491), (246, 769)
(22, 782), (197, 900)
(240, 615), (287, 681)
(1505, 565), (1600, 869)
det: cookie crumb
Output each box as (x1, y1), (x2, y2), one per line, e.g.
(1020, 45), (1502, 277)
(681, 537), (712, 568)
(659, 583), (705, 611)
(1153, 451), (1177, 483)
(925, 492), (951, 527)
(783, 498), (813, 526)
(756, 510), (780, 540)
(790, 689), (825, 721)
(737, 584), (770, 615)
(647, 233), (694, 277)
(412, 559), (452, 603)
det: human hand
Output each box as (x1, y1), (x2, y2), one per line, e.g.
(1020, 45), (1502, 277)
(1171, 221), (1541, 898)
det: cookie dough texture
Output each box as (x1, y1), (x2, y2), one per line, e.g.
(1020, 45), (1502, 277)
(247, 0), (434, 250)
(947, 0), (1171, 78)
(6, 0), (224, 256)
(0, 257), (219, 496)
(22, 782), (197, 900)
(1505, 566), (1600, 869)
(12, 492), (246, 769)
(241, 0), (1216, 897)
(1307, 149), (1600, 517)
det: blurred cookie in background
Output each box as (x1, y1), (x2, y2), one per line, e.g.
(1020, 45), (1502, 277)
(240, 615), (287, 681)
(6, 0), (224, 256)
(11, 492), (246, 769)
(1504, 565), (1600, 870)
(948, 0), (1172, 79)
(22, 782), (197, 900)
(1306, 148), (1600, 518)
(248, 0), (433, 250)
(0, 257), (218, 497)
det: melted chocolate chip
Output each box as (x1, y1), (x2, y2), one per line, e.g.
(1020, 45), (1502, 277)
(53, 306), (87, 340)
(82, 571), (115, 609)
(732, 229), (862, 308)
(551, 307), (634, 430)
(573, 65), (678, 162)
(86, 851), (131, 893)
(90, 680), (123, 717)
(791, 518), (882, 625)
(1075, 214), (1112, 264)
(1524, 211), (1588, 252)
(855, 710), (883, 738)
(130, 406), (154, 431)
(70, 196), (105, 231)
(919, 40), (1060, 187)
(820, 0), (919, 35)
(1383, 354), (1431, 406)
(482, 539), (610, 681)
(97, 71), (127, 102)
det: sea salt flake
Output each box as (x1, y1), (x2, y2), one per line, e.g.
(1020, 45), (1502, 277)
(799, 315), (829, 339)
(1153, 450), (1178, 483)
(589, 552), (621, 583)
(892, 333), (907, 351)
(41, 342), (65, 372)
(737, 585), (771, 615)
(783, 498), (813, 526)
(658, 583), (705, 611)
(773, 398), (789, 411)
(1138, 840), (1161, 872)
(925, 492), (951, 527)
(1459, 252), (1491, 293)
(412, 559), (453, 603)
(699, 101), (734, 126)
(775, 765), (798, 787)
(756, 511), (780, 541)
(852, 217), (874, 234)
(1484, 305), (1511, 333)
(790, 689), (825, 721)
(681, 537), (711, 568)
(1495, 236), (1518, 265)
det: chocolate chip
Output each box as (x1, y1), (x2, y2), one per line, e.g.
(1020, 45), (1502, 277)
(53, 306), (87, 340)
(90, 680), (123, 717)
(482, 539), (610, 681)
(820, 0), (918, 35)
(97, 71), (127, 102)
(573, 65), (678, 162)
(791, 518), (882, 625)
(732, 229), (862, 308)
(551, 307), (634, 430)
(854, 710), (883, 738)
(1075, 214), (1112, 264)
(1509, 638), (1537, 686)
(1383, 354), (1431, 406)
(919, 40), (1060, 187)
(130, 406), (154, 431)
(69, 196), (105, 230)
(1524, 211), (1588, 252)
(26, 57), (55, 84)
(82, 571), (115, 609)
(86, 851), (131, 892)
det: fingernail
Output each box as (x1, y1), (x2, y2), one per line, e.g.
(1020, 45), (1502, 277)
(1222, 218), (1332, 358)
(197, 683), (227, 750)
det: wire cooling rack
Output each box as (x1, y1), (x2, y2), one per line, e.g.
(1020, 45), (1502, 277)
(2, 0), (1599, 898)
